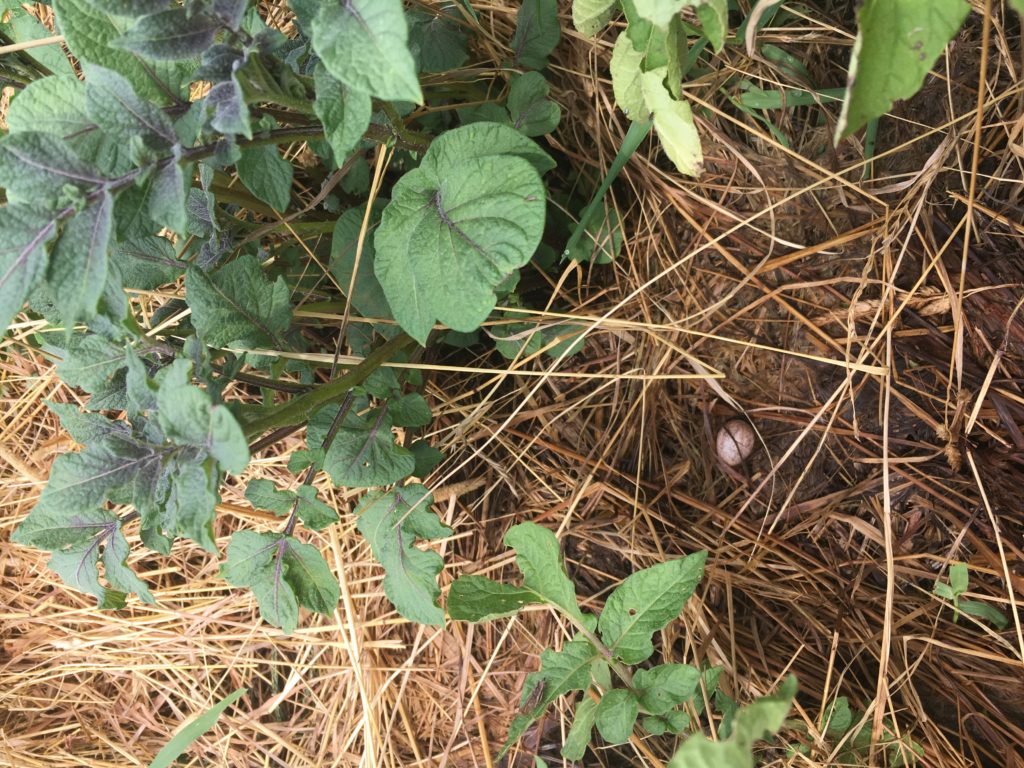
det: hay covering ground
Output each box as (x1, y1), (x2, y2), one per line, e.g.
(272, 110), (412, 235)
(2, 1), (1023, 766)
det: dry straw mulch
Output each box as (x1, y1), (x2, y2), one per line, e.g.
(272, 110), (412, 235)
(2, 2), (1023, 767)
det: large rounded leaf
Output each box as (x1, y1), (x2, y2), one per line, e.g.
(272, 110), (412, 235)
(374, 147), (545, 344)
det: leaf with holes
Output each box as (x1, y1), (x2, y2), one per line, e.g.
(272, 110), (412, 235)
(836, 0), (969, 140)
(221, 530), (340, 634)
(308, 403), (415, 488)
(374, 123), (547, 344)
(354, 484), (451, 625)
(598, 550), (706, 663)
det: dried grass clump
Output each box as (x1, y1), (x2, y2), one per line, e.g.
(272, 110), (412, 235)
(2, 2), (1023, 767)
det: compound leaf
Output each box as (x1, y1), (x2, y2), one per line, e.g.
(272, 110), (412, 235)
(836, 0), (969, 140)
(310, 403), (415, 488)
(598, 550), (706, 664)
(511, 0), (560, 70)
(185, 254), (292, 348)
(222, 530), (340, 634)
(594, 688), (639, 745)
(354, 484), (451, 626)
(374, 123), (546, 344)
(667, 676), (796, 768)
(312, 0), (422, 103)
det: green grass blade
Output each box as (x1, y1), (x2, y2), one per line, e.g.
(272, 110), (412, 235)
(148, 687), (248, 768)
(563, 119), (651, 259)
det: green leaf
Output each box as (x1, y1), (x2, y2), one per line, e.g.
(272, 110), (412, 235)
(112, 237), (185, 290)
(505, 522), (586, 623)
(695, 0), (727, 52)
(566, 204), (623, 264)
(408, 10), (469, 73)
(594, 688), (639, 744)
(245, 479), (339, 531)
(206, 76), (252, 138)
(53, 0), (190, 103)
(6, 76), (89, 137)
(86, 0), (170, 17)
(511, 0), (560, 70)
(84, 64), (176, 146)
(389, 393), (432, 428)
(312, 0), (422, 103)
(329, 202), (392, 320)
(0, 204), (57, 332)
(374, 124), (547, 344)
(310, 403), (415, 488)
(237, 143), (293, 211)
(507, 72), (561, 137)
(572, 0), (619, 37)
(447, 575), (542, 621)
(598, 550), (706, 663)
(561, 696), (599, 760)
(147, 688), (247, 768)
(667, 675), (796, 768)
(958, 598), (1009, 629)
(420, 120), (556, 177)
(1, 6), (75, 75)
(185, 254), (292, 348)
(501, 638), (600, 757)
(410, 440), (443, 478)
(148, 151), (190, 235)
(822, 696), (853, 737)
(114, 9), (221, 60)
(221, 530), (340, 634)
(354, 484), (451, 625)
(46, 191), (113, 332)
(0, 131), (107, 204)
(836, 0), (969, 140)
(634, 663), (700, 714)
(155, 359), (250, 474)
(640, 67), (703, 176)
(949, 561), (969, 595)
(631, 0), (683, 27)
(55, 333), (126, 396)
(643, 709), (689, 735)
(314, 65), (372, 164)
(610, 31), (650, 120)
(46, 401), (124, 444)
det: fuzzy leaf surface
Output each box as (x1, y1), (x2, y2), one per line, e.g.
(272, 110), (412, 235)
(312, 0), (421, 103)
(46, 191), (113, 332)
(374, 123), (546, 344)
(237, 144), (293, 211)
(114, 9), (221, 60)
(185, 254), (292, 348)
(313, 65), (372, 163)
(222, 531), (340, 634)
(0, 205), (57, 332)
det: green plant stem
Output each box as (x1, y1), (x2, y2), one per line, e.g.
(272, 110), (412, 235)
(565, 615), (636, 690)
(282, 390), (355, 536)
(241, 332), (415, 439)
(563, 120), (651, 258)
